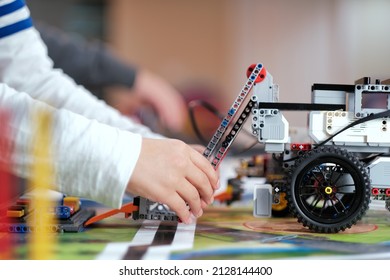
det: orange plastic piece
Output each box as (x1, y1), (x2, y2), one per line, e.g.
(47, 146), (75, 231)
(214, 184), (234, 203)
(84, 202), (139, 227)
(6, 207), (25, 218)
(214, 191), (233, 203)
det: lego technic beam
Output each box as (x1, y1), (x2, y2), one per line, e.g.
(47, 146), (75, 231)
(203, 63), (266, 168)
(255, 102), (345, 111)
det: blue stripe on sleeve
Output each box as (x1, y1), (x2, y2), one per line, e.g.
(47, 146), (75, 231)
(0, 0), (25, 17)
(0, 17), (32, 39)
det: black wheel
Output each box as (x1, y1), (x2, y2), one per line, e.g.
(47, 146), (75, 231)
(287, 146), (371, 233)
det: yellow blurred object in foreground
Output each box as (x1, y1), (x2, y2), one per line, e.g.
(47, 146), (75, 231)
(28, 109), (56, 260)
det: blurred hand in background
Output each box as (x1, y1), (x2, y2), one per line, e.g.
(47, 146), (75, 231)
(103, 69), (186, 133)
(38, 23), (187, 134)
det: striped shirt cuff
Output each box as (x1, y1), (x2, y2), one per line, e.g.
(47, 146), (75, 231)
(0, 0), (32, 39)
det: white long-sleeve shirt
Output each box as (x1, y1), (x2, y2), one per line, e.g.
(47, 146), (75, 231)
(0, 0), (160, 208)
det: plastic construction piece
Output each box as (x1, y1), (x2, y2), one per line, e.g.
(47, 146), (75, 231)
(131, 196), (180, 222)
(214, 178), (243, 205)
(84, 197), (180, 226)
(63, 196), (80, 214)
(203, 63), (264, 168)
(84, 202), (138, 226)
(0, 196), (96, 233)
(3, 208), (96, 233)
(253, 184), (272, 217)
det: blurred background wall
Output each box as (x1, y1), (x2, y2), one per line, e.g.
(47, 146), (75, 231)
(27, 0), (390, 128)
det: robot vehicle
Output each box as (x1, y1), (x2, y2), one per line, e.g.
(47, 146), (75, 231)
(246, 64), (390, 233)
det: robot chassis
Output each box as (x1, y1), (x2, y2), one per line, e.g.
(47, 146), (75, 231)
(91, 63), (390, 233)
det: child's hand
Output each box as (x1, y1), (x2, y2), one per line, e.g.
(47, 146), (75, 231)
(126, 138), (219, 224)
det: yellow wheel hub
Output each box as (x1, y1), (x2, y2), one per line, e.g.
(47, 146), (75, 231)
(324, 186), (333, 195)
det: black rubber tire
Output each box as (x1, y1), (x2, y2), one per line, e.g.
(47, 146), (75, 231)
(287, 146), (371, 233)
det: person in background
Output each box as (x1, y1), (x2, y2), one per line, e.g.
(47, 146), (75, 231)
(36, 22), (186, 134)
(0, 0), (218, 224)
